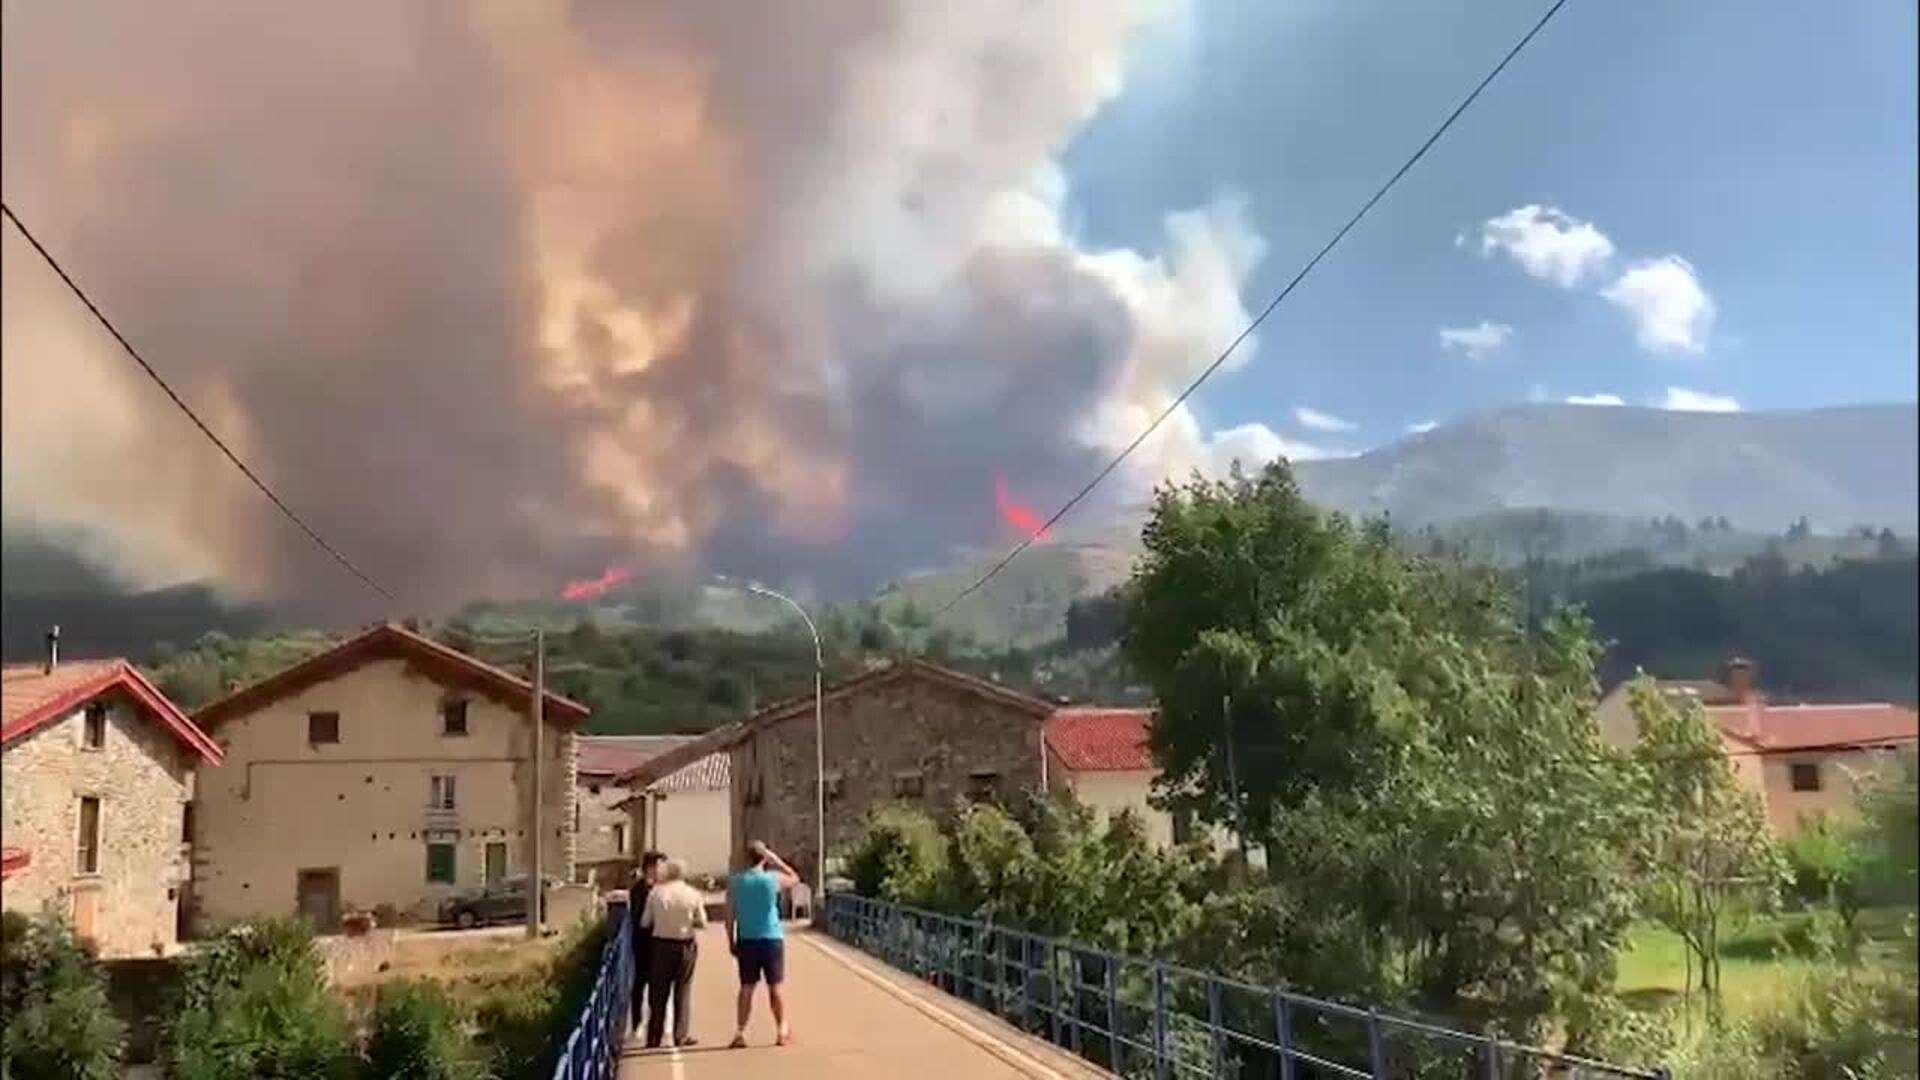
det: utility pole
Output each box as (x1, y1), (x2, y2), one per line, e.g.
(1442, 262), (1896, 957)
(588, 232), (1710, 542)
(527, 629), (545, 940)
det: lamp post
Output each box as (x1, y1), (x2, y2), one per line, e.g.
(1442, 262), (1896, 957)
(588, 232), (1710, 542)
(717, 578), (826, 896)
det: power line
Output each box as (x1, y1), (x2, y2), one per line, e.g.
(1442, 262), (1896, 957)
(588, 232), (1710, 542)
(1, 201), (397, 603)
(933, 0), (1573, 620)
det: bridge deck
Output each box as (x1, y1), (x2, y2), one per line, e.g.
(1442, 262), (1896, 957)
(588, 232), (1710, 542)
(616, 925), (1108, 1080)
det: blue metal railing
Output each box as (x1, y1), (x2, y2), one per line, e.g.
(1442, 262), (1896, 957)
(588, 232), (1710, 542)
(826, 893), (1667, 1080)
(550, 900), (634, 1080)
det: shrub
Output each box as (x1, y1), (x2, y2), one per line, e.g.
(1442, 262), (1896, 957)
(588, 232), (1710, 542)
(168, 962), (356, 1080)
(469, 916), (607, 1080)
(1752, 964), (1919, 1080)
(845, 803), (951, 905)
(0, 910), (125, 1080)
(166, 917), (356, 1080)
(362, 979), (492, 1080)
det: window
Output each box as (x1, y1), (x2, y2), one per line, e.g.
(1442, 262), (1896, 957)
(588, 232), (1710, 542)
(1789, 762), (1822, 793)
(77, 797), (101, 874)
(587, 784), (602, 797)
(425, 842), (456, 884)
(182, 802), (195, 845)
(823, 772), (845, 802)
(440, 699), (469, 737)
(82, 703), (107, 750)
(430, 774), (457, 811)
(1172, 808), (1196, 846)
(307, 711), (340, 745)
(891, 771), (926, 799)
(612, 823), (627, 854)
(965, 771), (1000, 802)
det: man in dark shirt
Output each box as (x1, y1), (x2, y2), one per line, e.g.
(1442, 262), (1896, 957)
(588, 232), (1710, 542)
(629, 851), (664, 1035)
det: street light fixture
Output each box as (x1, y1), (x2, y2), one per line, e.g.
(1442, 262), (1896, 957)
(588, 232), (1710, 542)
(714, 577), (826, 898)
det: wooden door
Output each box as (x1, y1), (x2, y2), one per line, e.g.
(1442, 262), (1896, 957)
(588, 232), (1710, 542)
(295, 868), (340, 931)
(484, 842), (507, 884)
(71, 888), (98, 945)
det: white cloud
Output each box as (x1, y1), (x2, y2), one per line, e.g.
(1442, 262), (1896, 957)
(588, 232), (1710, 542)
(1204, 421), (1339, 474)
(1480, 205), (1615, 287)
(1407, 420), (1438, 434)
(1564, 393), (1625, 407)
(1437, 320), (1513, 361)
(1657, 386), (1740, 413)
(1602, 256), (1716, 355)
(1293, 406), (1356, 433)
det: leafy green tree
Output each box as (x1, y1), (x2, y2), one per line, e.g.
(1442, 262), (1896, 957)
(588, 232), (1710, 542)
(360, 980), (492, 1080)
(1627, 677), (1787, 1018)
(0, 912), (125, 1080)
(1852, 749), (1919, 910)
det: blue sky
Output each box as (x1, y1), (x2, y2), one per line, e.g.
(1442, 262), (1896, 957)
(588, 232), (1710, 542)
(1063, 0), (1918, 451)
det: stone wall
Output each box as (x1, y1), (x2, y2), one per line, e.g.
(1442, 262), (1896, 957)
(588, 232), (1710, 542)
(734, 670), (1045, 881)
(573, 770), (632, 869)
(0, 690), (192, 958)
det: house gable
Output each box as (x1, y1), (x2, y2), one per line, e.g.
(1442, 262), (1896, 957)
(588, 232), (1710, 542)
(193, 623), (589, 731)
(2, 660), (221, 764)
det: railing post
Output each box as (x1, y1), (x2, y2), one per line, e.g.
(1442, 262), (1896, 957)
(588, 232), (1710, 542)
(1104, 953), (1122, 1074)
(1022, 935), (1036, 1032)
(1482, 1033), (1502, 1080)
(1365, 1007), (1388, 1078)
(1207, 977), (1226, 1077)
(1151, 962), (1170, 1080)
(1049, 941), (1063, 1048)
(995, 925), (1006, 1015)
(1273, 994), (1295, 1080)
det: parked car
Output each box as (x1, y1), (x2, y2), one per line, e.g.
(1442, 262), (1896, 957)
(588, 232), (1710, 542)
(437, 875), (559, 930)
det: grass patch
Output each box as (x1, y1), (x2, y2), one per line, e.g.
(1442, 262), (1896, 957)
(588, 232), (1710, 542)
(1616, 908), (1912, 1021)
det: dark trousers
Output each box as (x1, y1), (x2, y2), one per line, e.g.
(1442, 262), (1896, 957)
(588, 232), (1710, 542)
(646, 937), (698, 1047)
(629, 933), (653, 1033)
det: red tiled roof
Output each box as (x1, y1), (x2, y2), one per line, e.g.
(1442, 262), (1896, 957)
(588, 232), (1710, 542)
(651, 751), (730, 793)
(193, 623), (589, 729)
(577, 735), (694, 777)
(1044, 707), (1156, 772)
(614, 722), (746, 789)
(1, 847), (30, 880)
(2, 660), (222, 764)
(1709, 702), (1920, 753)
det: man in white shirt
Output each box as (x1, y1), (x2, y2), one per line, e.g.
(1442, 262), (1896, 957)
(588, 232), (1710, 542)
(640, 858), (708, 1049)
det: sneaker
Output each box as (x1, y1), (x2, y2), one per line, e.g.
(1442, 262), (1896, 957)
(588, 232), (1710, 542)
(728, 1034), (748, 1049)
(776, 1030), (793, 1047)
(677, 1037), (699, 1048)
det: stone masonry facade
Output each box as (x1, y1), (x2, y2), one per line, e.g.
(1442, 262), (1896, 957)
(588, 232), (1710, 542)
(1, 691), (192, 958)
(732, 668), (1047, 881)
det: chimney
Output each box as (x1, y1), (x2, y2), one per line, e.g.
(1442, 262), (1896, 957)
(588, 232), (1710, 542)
(43, 625), (60, 675)
(1723, 656), (1755, 703)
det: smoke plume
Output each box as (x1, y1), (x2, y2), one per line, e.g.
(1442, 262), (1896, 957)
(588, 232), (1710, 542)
(1, 0), (1274, 618)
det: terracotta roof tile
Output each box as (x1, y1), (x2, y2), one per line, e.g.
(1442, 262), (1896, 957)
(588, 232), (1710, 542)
(650, 752), (730, 793)
(577, 735), (695, 777)
(2, 660), (221, 763)
(1045, 707), (1156, 772)
(1708, 702), (1920, 753)
(193, 623), (588, 729)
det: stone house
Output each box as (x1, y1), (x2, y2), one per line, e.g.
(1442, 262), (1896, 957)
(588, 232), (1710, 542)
(1597, 658), (1919, 835)
(573, 735), (693, 887)
(2, 643), (223, 958)
(620, 660), (1055, 885)
(188, 623), (586, 930)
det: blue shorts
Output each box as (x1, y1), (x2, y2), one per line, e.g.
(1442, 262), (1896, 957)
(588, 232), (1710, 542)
(735, 938), (785, 986)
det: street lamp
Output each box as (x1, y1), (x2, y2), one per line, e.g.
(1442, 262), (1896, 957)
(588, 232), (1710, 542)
(715, 577), (826, 897)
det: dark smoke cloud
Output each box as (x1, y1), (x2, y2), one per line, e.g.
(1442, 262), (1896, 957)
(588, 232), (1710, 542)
(2, 0), (1269, 619)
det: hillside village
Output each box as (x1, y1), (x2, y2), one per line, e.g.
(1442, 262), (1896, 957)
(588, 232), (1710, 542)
(5, 614), (1912, 958)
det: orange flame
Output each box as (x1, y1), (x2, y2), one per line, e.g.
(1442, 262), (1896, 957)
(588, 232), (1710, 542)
(561, 564), (635, 601)
(993, 472), (1051, 542)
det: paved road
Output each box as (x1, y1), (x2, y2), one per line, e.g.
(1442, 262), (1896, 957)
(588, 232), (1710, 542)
(616, 925), (1109, 1079)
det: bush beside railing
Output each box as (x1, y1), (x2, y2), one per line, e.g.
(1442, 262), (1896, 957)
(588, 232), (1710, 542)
(826, 893), (1668, 1080)
(547, 902), (633, 1080)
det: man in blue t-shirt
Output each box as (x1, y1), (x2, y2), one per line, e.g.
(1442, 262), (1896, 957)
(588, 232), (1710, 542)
(726, 839), (800, 1048)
